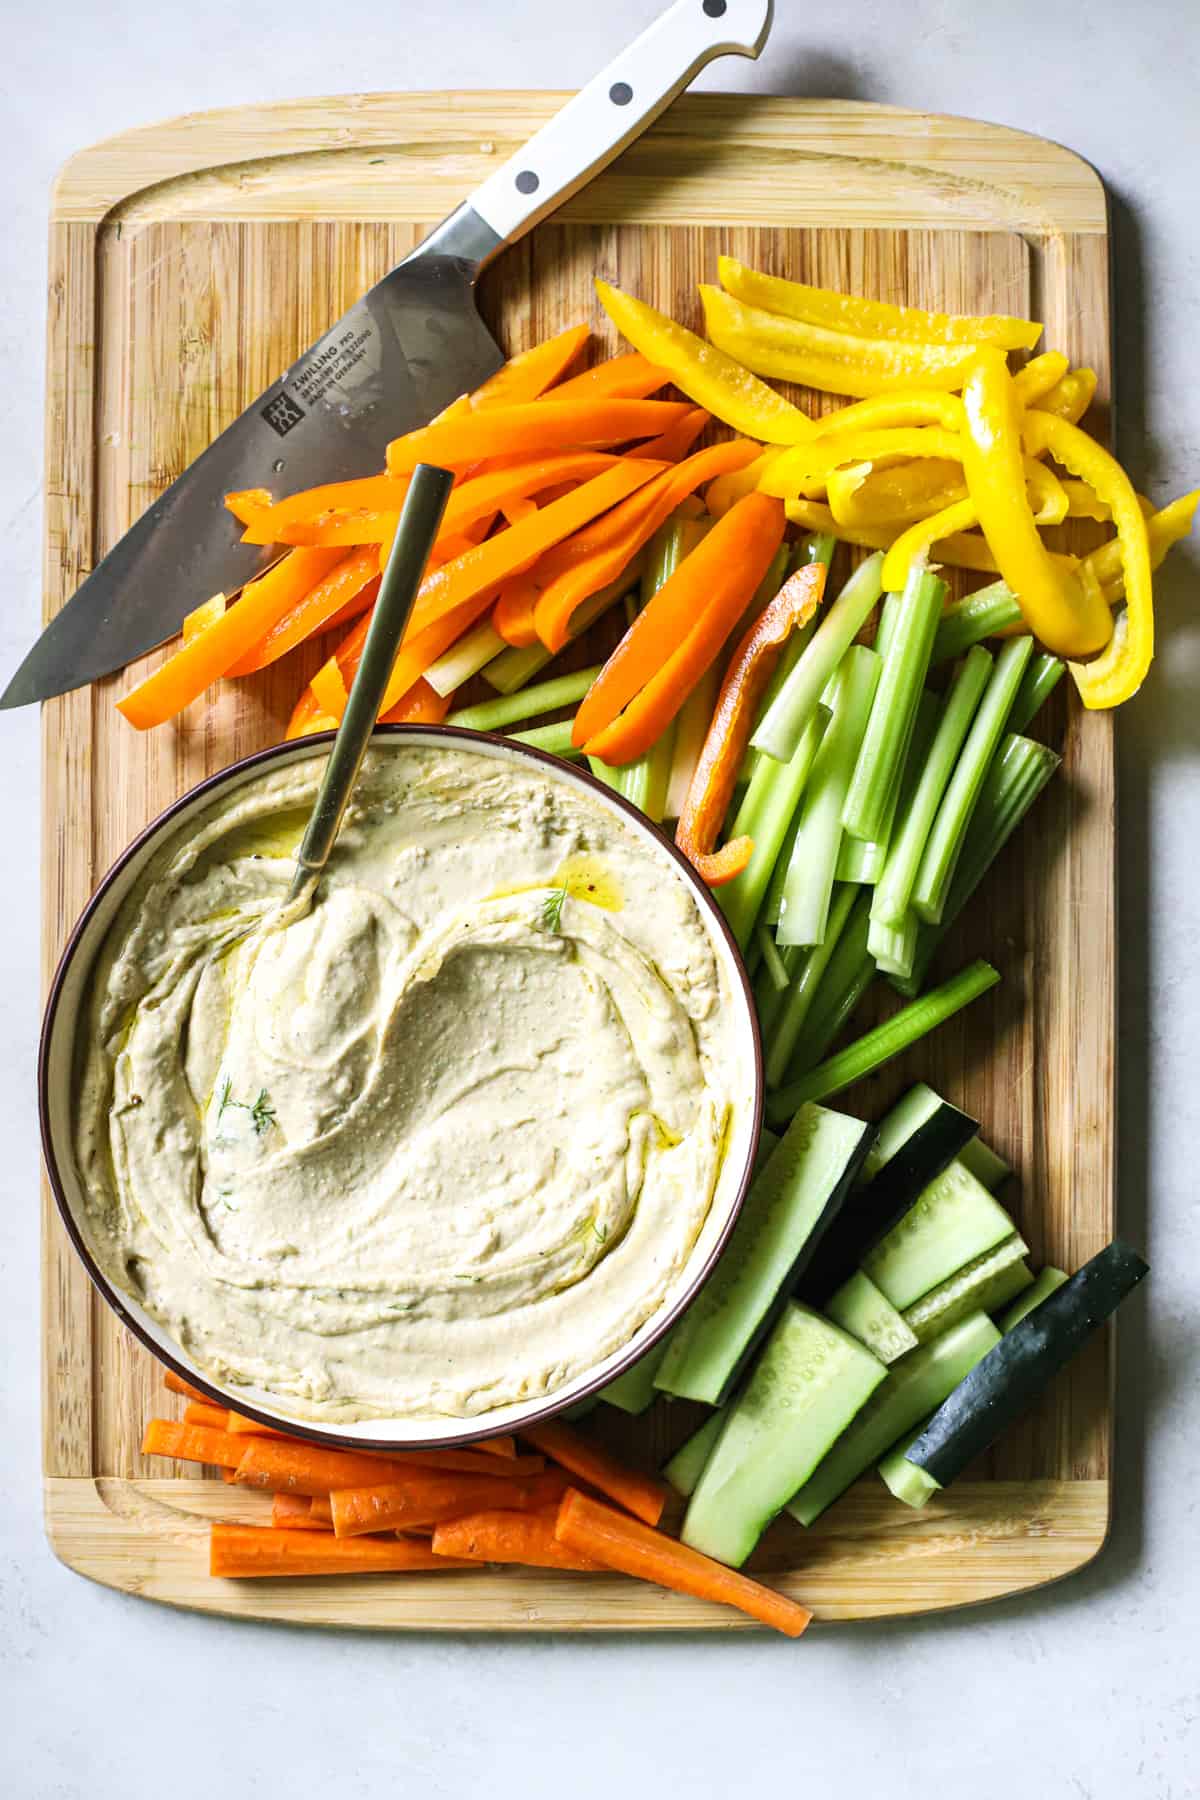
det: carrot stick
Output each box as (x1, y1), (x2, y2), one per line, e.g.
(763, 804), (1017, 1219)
(494, 573), (541, 647)
(547, 352), (670, 403)
(308, 1494), (333, 1524)
(555, 1490), (812, 1637)
(163, 1371), (213, 1404)
(531, 440), (758, 654)
(226, 548), (381, 674)
(231, 1437), (535, 1496)
(272, 1494), (331, 1531)
(433, 1506), (604, 1572)
(183, 1401), (233, 1433)
(209, 1523), (474, 1579)
(117, 547), (344, 729)
(468, 324), (590, 409)
(521, 1421), (668, 1526)
(629, 406), (710, 462)
(330, 1471), (536, 1538)
(386, 398), (691, 477)
(576, 493), (787, 762)
(224, 1412), (291, 1438)
(380, 676), (453, 725)
(222, 1468), (239, 1483)
(142, 1419), (247, 1471)
(474, 1436), (518, 1460)
(515, 1467), (580, 1510)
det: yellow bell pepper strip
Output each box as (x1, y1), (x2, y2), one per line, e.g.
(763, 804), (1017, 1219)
(807, 391), (965, 437)
(759, 428), (965, 498)
(880, 460), (1070, 592)
(701, 288), (983, 398)
(715, 256), (1043, 351)
(574, 494), (786, 761)
(1031, 365), (1097, 424)
(594, 279), (813, 444)
(182, 592), (227, 644)
(1011, 351), (1070, 404)
(1084, 490), (1199, 600)
(117, 547), (345, 729)
(706, 449), (781, 518)
(675, 563), (826, 886)
(960, 350), (1112, 658)
(1020, 411), (1154, 706)
(784, 498), (1080, 582)
(826, 458), (967, 529)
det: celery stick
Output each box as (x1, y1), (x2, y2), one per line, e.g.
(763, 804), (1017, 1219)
(843, 568), (945, 844)
(872, 646), (993, 930)
(892, 734), (1061, 997)
(757, 925), (792, 994)
(787, 893), (876, 1076)
(587, 754), (621, 792)
(664, 665), (721, 819)
(867, 911), (918, 980)
(835, 688), (940, 886)
(766, 960), (1000, 1120)
(447, 666), (601, 734)
(484, 641), (554, 695)
(930, 580), (1022, 663)
(765, 883), (856, 1087)
(425, 621), (507, 697)
(1005, 652), (1065, 734)
(506, 719), (581, 758)
(751, 553), (885, 762)
(911, 635), (1035, 924)
(717, 709), (828, 949)
(619, 515), (709, 821)
(777, 646), (880, 948)
(733, 534), (832, 789)
(618, 724), (675, 822)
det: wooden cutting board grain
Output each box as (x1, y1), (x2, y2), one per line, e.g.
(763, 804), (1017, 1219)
(41, 93), (1115, 1627)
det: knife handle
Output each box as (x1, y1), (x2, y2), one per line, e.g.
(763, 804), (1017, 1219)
(466, 0), (773, 248)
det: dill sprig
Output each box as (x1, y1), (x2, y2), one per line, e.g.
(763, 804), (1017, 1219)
(540, 886), (568, 934)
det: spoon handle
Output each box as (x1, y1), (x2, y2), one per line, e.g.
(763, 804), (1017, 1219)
(288, 462), (453, 904)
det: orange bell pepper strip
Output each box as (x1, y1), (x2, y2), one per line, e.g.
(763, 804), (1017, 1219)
(544, 350), (670, 403)
(466, 323), (589, 408)
(1021, 411), (1155, 708)
(676, 562), (826, 885)
(323, 572), (382, 633)
(531, 440), (760, 654)
(960, 349), (1113, 657)
(501, 496), (538, 526)
(715, 255), (1043, 352)
(237, 474), (408, 546)
(182, 592), (227, 644)
(595, 278), (813, 444)
(285, 686), (338, 739)
(310, 657), (349, 718)
(385, 398), (691, 476)
(396, 459), (665, 650)
(224, 487), (273, 527)
(629, 406), (710, 462)
(494, 574), (541, 647)
(380, 677), (453, 725)
(576, 493), (787, 763)
(227, 547), (381, 675)
(117, 547), (345, 729)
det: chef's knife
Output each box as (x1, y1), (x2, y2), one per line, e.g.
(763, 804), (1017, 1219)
(5, 0), (773, 710)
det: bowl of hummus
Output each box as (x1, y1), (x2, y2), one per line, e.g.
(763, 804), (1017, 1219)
(40, 728), (761, 1448)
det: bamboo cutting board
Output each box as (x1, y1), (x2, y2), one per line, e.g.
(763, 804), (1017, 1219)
(41, 93), (1116, 1629)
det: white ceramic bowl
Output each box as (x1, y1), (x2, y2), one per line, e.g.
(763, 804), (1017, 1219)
(40, 726), (762, 1450)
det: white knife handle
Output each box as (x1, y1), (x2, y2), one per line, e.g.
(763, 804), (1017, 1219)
(467, 0), (773, 246)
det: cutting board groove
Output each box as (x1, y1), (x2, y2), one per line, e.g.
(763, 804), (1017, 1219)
(41, 93), (1114, 1626)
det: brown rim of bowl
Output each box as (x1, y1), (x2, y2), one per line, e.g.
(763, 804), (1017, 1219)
(39, 723), (764, 1451)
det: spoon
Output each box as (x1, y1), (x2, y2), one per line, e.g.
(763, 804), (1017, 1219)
(285, 461), (454, 911)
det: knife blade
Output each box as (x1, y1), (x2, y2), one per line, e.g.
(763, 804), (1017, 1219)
(6, 0), (772, 709)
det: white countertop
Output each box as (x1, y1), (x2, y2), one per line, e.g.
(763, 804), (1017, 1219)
(3, 2), (1198, 1792)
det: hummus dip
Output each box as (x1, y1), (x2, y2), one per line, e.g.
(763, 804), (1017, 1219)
(74, 742), (751, 1421)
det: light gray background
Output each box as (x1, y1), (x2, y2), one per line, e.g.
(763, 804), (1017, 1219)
(2, 3), (1197, 1794)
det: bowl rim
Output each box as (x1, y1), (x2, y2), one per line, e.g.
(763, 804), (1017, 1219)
(39, 722), (764, 1451)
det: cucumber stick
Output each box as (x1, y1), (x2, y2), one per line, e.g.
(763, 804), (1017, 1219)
(958, 1135), (1013, 1192)
(786, 1310), (1002, 1526)
(682, 1304), (886, 1565)
(663, 1414), (723, 1498)
(654, 1103), (873, 1406)
(598, 1339), (670, 1415)
(862, 1158), (1016, 1310)
(901, 1233), (1031, 1342)
(826, 1270), (918, 1364)
(1001, 1266), (1068, 1330)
